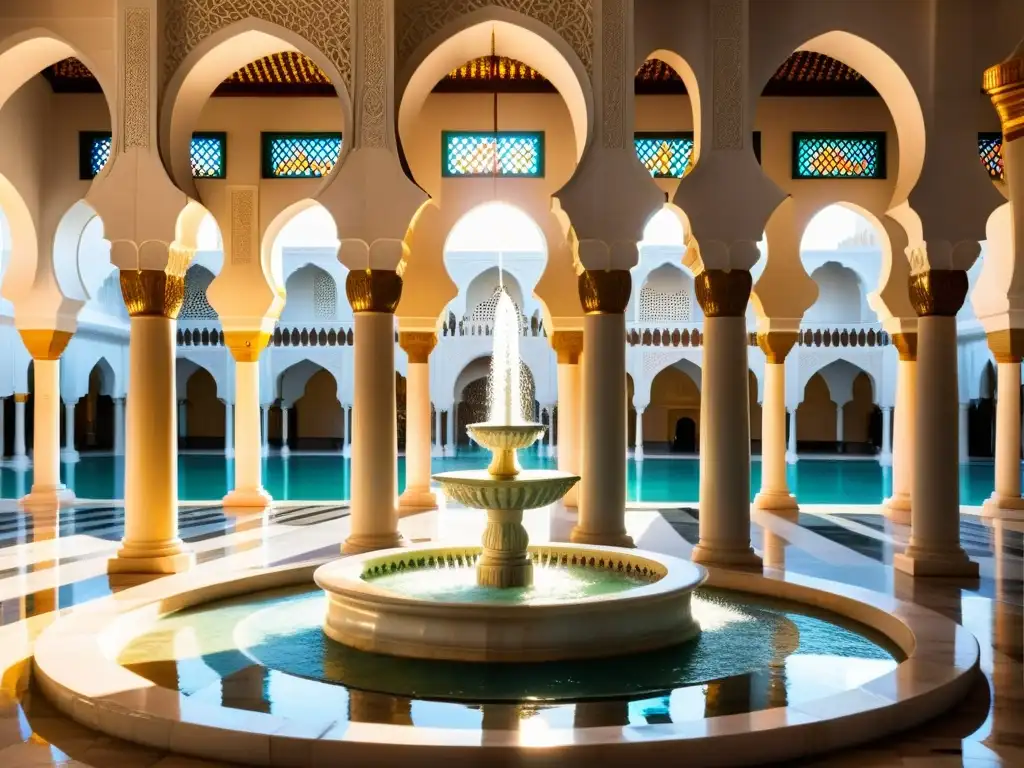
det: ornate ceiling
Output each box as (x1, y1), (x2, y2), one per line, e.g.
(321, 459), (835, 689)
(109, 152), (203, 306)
(42, 50), (878, 97)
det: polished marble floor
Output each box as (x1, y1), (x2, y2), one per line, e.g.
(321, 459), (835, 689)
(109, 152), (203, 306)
(0, 498), (1020, 767)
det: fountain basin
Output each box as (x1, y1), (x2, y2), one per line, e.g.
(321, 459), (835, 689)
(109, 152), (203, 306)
(314, 543), (705, 662)
(432, 468), (579, 510)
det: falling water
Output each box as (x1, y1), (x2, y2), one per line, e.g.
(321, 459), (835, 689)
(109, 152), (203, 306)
(488, 290), (523, 425)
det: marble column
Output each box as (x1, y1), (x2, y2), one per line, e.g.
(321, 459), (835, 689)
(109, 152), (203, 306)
(883, 334), (917, 524)
(223, 332), (272, 507)
(571, 270), (633, 547)
(19, 331), (75, 509)
(343, 270), (404, 553)
(12, 394), (28, 468)
(450, 402), (458, 454)
(895, 271), (978, 578)
(691, 270), (761, 570)
(432, 406), (443, 457)
(399, 331), (438, 510)
(109, 270), (193, 574)
(61, 401), (79, 463)
(223, 402), (234, 459)
(879, 406), (892, 466)
(552, 331), (583, 508)
(341, 405), (350, 456)
(984, 332), (1024, 516)
(754, 332), (798, 513)
(634, 408), (645, 461)
(260, 404), (270, 457)
(113, 397), (125, 456)
(280, 405), (291, 456)
(835, 402), (845, 453)
(786, 409), (797, 463)
(0, 397), (5, 459)
(177, 399), (187, 444)
(958, 403), (969, 463)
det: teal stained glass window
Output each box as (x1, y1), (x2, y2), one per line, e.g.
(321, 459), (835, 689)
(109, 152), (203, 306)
(442, 132), (544, 177)
(635, 133), (694, 178)
(792, 132), (886, 179)
(262, 133), (343, 178)
(81, 132), (227, 179)
(979, 133), (1003, 180)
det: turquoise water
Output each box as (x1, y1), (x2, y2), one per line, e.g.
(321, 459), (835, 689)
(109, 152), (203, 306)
(0, 447), (1004, 504)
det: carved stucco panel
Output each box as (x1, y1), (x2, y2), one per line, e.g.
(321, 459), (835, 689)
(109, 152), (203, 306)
(123, 7), (151, 150)
(396, 0), (593, 74)
(600, 0), (625, 149)
(357, 0), (388, 148)
(163, 0), (352, 88)
(230, 188), (255, 265)
(711, 0), (743, 151)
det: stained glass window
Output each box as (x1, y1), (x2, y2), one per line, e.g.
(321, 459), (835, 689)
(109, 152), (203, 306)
(978, 132), (1004, 181)
(80, 132), (227, 179)
(262, 133), (343, 178)
(635, 133), (694, 178)
(792, 133), (886, 179)
(442, 132), (544, 177)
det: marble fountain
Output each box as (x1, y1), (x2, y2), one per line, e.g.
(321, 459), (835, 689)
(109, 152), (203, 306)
(26, 287), (980, 766)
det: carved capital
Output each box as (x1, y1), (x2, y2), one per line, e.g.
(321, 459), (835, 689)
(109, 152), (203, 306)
(984, 55), (1024, 142)
(551, 331), (584, 364)
(892, 333), (918, 362)
(120, 270), (185, 318)
(908, 270), (968, 317)
(987, 329), (1024, 364)
(19, 330), (73, 361)
(346, 269), (403, 313)
(399, 331), (437, 363)
(224, 330), (271, 363)
(578, 270), (631, 314)
(14, 393), (28, 404)
(695, 269), (752, 317)
(756, 331), (798, 364)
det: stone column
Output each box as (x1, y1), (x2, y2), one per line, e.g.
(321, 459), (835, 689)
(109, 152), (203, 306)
(754, 332), (798, 513)
(432, 406), (443, 457)
(341, 405), (350, 456)
(570, 271), (633, 547)
(634, 408), (645, 461)
(691, 270), (761, 570)
(552, 331), (583, 508)
(223, 402), (234, 459)
(343, 270), (404, 553)
(260, 404), (270, 457)
(109, 270), (193, 574)
(177, 399), (187, 443)
(0, 397), (4, 459)
(958, 403), (969, 463)
(280, 405), (291, 456)
(19, 331), (75, 509)
(879, 406), (892, 465)
(12, 394), (28, 468)
(113, 397), (126, 456)
(223, 331), (272, 507)
(883, 334), (917, 524)
(61, 401), (79, 463)
(786, 409), (797, 463)
(984, 331), (1024, 516)
(450, 402), (458, 454)
(894, 271), (978, 578)
(399, 331), (438, 510)
(835, 402), (845, 453)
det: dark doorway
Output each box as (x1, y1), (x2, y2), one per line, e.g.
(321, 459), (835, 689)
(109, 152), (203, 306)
(673, 417), (697, 453)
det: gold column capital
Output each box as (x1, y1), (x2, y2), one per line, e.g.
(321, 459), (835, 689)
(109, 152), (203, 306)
(224, 330), (271, 363)
(986, 328), (1024, 364)
(14, 393), (29, 403)
(551, 331), (584, 364)
(984, 55), (1024, 142)
(577, 269), (631, 314)
(120, 270), (185, 318)
(399, 331), (437, 363)
(756, 331), (798, 364)
(19, 329), (73, 360)
(908, 270), (968, 317)
(694, 269), (752, 317)
(891, 332), (918, 362)
(346, 269), (403, 313)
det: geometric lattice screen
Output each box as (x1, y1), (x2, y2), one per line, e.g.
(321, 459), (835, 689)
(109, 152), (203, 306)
(442, 131), (544, 177)
(82, 132), (227, 179)
(634, 133), (695, 178)
(263, 133), (343, 178)
(978, 132), (1004, 181)
(792, 132), (886, 179)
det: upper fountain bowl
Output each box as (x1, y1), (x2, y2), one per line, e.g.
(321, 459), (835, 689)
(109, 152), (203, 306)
(467, 422), (545, 452)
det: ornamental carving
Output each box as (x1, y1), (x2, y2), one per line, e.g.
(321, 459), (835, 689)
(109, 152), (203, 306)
(124, 8), (152, 150)
(358, 0), (388, 148)
(711, 0), (743, 150)
(230, 188), (255, 265)
(600, 0), (626, 149)
(163, 0), (351, 88)
(396, 0), (593, 74)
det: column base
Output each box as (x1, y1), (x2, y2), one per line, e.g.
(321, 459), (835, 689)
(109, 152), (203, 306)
(342, 446), (352, 458)
(569, 526), (634, 548)
(60, 449), (80, 464)
(431, 446), (444, 458)
(634, 450), (644, 463)
(785, 452), (798, 465)
(691, 543), (763, 572)
(342, 531), (405, 554)
(877, 452), (893, 467)
(982, 494), (1024, 520)
(752, 490), (798, 513)
(399, 487), (439, 511)
(280, 446), (291, 457)
(223, 487), (273, 508)
(893, 546), (979, 579)
(21, 486), (75, 511)
(108, 540), (194, 575)
(882, 495), (912, 525)
(8, 455), (30, 470)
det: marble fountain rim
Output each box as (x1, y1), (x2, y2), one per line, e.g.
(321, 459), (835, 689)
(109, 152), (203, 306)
(28, 557), (980, 767)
